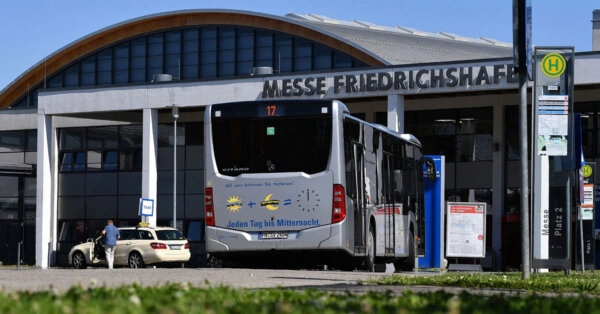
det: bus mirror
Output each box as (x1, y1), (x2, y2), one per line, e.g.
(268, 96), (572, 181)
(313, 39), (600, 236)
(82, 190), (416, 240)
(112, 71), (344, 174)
(425, 158), (437, 182)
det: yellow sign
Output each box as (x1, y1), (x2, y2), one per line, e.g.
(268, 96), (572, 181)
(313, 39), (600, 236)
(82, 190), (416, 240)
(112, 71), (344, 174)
(541, 52), (566, 78)
(582, 164), (593, 178)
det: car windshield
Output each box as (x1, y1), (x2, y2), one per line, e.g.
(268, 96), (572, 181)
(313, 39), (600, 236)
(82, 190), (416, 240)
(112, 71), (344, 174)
(155, 230), (185, 241)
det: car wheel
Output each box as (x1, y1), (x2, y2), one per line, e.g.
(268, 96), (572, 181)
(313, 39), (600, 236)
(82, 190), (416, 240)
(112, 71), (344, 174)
(72, 251), (87, 269)
(128, 251), (145, 268)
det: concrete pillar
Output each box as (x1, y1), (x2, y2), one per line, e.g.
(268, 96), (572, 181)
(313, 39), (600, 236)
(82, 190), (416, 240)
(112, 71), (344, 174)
(593, 10), (600, 51)
(387, 94), (405, 133)
(491, 104), (506, 271)
(142, 108), (158, 227)
(35, 111), (56, 268)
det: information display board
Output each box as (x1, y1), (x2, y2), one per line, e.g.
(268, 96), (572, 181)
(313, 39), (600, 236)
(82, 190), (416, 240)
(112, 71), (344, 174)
(446, 202), (486, 258)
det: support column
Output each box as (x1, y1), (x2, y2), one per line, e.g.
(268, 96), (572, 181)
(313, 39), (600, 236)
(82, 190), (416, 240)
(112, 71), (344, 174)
(142, 108), (158, 226)
(35, 110), (55, 268)
(387, 94), (405, 133)
(491, 104), (506, 271)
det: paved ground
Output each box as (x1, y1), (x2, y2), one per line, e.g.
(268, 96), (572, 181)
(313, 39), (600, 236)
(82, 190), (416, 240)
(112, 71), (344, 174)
(0, 267), (396, 292)
(0, 266), (537, 297)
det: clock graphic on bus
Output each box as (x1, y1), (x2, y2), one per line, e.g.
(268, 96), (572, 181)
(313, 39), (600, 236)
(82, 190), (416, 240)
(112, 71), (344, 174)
(296, 188), (320, 212)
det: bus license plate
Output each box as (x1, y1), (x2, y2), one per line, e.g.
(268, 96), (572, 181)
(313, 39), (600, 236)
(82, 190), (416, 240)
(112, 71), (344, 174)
(259, 232), (288, 239)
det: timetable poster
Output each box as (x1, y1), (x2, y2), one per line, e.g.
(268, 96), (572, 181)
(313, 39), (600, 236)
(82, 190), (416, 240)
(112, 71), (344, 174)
(446, 202), (486, 258)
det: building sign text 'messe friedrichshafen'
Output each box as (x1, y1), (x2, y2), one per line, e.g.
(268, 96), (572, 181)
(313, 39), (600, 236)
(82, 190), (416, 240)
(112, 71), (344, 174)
(261, 63), (518, 98)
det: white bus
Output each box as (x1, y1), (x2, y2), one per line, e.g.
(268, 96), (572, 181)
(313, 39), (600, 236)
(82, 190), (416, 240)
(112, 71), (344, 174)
(204, 99), (435, 271)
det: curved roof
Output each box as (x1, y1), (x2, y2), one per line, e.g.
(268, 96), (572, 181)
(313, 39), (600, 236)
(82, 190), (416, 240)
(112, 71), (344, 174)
(0, 9), (512, 109)
(286, 13), (512, 65)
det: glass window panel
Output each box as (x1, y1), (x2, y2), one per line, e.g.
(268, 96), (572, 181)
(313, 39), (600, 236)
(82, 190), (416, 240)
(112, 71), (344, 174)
(73, 152), (86, 172)
(59, 128), (85, 150)
(24, 177), (36, 197)
(185, 122), (203, 145)
(0, 131), (24, 153)
(97, 49), (112, 71)
(131, 68), (145, 82)
(213, 116), (331, 175)
(219, 62), (235, 76)
(219, 28), (235, 76)
(182, 55), (198, 78)
(237, 48), (254, 64)
(219, 28), (235, 49)
(60, 152), (73, 172)
(81, 55), (96, 86)
(295, 56), (312, 71)
(131, 38), (146, 82)
(0, 197), (18, 219)
(333, 52), (352, 69)
(256, 31), (272, 47)
(183, 29), (199, 52)
(314, 45), (331, 70)
(148, 33), (164, 79)
(87, 150), (102, 171)
(256, 31), (272, 68)
(458, 134), (492, 161)
(504, 106), (532, 160)
(48, 74), (64, 88)
(295, 40), (312, 57)
(87, 126), (118, 149)
(200, 28), (217, 78)
(25, 130), (37, 152)
(24, 197), (35, 220)
(119, 149), (143, 171)
(0, 177), (18, 197)
(157, 124), (185, 147)
(182, 29), (199, 79)
(165, 31), (181, 53)
(275, 34), (292, 73)
(119, 125), (143, 149)
(114, 42), (129, 83)
(64, 63), (80, 87)
(103, 150), (118, 171)
(97, 49), (113, 85)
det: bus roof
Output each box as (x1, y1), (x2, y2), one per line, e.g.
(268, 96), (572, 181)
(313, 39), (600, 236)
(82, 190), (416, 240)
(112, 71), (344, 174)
(370, 123), (422, 147)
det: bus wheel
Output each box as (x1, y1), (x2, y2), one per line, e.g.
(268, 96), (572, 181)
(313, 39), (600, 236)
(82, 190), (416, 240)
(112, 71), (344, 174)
(394, 231), (415, 272)
(207, 254), (223, 268)
(365, 226), (376, 272)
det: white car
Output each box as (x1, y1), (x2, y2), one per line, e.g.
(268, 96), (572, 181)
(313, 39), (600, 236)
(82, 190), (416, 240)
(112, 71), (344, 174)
(68, 225), (191, 269)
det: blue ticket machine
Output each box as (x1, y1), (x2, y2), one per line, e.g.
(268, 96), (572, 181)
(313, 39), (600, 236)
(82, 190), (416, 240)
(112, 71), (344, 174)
(418, 155), (445, 269)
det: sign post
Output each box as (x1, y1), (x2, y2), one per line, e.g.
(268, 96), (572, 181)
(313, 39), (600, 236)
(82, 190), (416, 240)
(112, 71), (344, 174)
(513, 0), (532, 279)
(531, 47), (575, 273)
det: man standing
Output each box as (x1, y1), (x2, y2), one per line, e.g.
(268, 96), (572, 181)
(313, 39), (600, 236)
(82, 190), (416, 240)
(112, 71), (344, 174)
(102, 219), (120, 269)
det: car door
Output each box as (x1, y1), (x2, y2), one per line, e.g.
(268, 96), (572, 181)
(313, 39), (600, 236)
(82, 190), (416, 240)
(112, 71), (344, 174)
(114, 229), (134, 265)
(132, 229), (156, 257)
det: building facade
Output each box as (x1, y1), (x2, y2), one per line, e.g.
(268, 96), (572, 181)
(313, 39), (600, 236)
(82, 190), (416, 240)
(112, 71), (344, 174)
(1, 10), (600, 270)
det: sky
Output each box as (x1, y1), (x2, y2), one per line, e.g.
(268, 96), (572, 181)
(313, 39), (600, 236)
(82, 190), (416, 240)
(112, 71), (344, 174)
(0, 0), (597, 91)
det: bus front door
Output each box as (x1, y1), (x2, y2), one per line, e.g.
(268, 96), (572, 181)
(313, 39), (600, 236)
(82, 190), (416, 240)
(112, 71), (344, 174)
(351, 144), (367, 254)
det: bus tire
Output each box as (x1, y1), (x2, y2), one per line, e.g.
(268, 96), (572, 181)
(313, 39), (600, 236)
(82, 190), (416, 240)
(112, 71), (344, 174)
(365, 226), (376, 272)
(207, 254), (223, 268)
(394, 231), (415, 272)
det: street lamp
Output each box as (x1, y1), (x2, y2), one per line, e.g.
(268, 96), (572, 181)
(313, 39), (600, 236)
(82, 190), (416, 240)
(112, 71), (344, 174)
(172, 105), (179, 229)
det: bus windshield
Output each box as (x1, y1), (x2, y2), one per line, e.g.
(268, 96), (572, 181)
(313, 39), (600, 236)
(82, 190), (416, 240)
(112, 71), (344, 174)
(212, 116), (332, 175)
